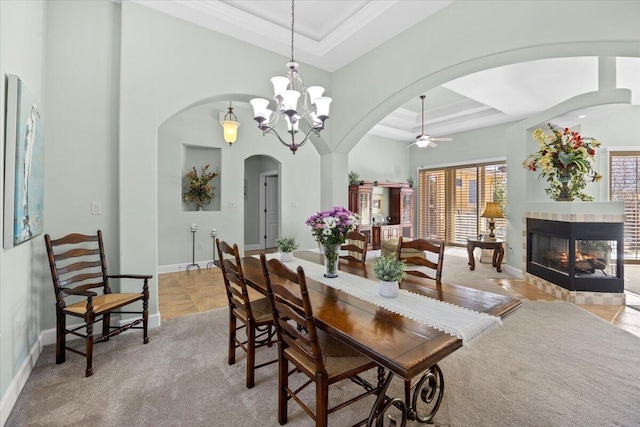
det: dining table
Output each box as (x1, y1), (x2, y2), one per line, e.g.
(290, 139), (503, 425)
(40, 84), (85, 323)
(239, 250), (522, 425)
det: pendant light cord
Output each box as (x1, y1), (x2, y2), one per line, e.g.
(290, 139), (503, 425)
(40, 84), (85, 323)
(420, 95), (426, 136)
(290, 0), (295, 63)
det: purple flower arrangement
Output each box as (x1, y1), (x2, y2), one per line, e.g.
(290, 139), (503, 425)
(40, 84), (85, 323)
(305, 206), (359, 246)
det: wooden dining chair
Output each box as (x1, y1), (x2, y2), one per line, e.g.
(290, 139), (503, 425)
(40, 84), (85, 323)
(260, 254), (382, 427)
(395, 236), (445, 410)
(44, 230), (151, 377)
(339, 230), (369, 268)
(396, 236), (445, 286)
(216, 239), (276, 389)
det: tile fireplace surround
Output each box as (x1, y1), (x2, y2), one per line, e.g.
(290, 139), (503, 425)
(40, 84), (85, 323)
(524, 202), (626, 306)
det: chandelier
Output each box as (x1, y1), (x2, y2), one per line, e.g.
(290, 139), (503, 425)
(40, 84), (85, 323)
(250, 0), (332, 154)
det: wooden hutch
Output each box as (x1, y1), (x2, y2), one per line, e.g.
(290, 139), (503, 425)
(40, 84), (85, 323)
(348, 181), (415, 250)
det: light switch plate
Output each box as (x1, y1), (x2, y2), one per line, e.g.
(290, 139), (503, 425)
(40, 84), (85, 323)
(91, 202), (102, 215)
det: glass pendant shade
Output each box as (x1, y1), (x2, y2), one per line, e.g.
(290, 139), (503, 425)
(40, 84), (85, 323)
(250, 98), (270, 120)
(314, 97), (332, 118)
(220, 102), (240, 145)
(306, 86), (324, 104)
(281, 90), (300, 113)
(286, 114), (300, 132)
(222, 120), (240, 144)
(271, 76), (289, 98)
(415, 139), (429, 148)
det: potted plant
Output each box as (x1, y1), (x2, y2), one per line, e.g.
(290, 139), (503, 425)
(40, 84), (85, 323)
(372, 254), (406, 298)
(348, 171), (360, 185)
(275, 237), (299, 262)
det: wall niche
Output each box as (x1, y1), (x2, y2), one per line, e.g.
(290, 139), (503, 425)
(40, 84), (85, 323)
(182, 144), (222, 212)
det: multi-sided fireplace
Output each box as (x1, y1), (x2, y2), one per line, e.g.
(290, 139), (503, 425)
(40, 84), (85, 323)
(526, 218), (624, 293)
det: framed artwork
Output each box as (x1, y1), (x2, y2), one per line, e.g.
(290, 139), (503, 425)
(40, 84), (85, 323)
(3, 75), (44, 248)
(372, 194), (383, 214)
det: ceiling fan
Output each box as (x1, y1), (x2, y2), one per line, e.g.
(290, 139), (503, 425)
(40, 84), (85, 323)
(408, 95), (453, 148)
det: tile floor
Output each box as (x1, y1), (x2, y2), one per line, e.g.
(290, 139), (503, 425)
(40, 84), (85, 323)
(158, 255), (640, 338)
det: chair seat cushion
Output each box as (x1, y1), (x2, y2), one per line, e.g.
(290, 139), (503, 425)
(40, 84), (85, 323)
(381, 238), (426, 259)
(233, 296), (274, 324)
(285, 330), (375, 380)
(63, 293), (143, 316)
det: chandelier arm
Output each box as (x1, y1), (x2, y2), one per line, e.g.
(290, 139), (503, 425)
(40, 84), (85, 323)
(255, 122), (319, 154)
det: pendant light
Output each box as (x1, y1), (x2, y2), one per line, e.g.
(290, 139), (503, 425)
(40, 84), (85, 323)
(221, 102), (240, 145)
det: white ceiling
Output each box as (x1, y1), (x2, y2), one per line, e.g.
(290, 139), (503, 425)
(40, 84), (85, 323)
(134, 0), (640, 144)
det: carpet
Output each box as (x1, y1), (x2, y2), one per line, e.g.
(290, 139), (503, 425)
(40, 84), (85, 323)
(6, 301), (640, 426)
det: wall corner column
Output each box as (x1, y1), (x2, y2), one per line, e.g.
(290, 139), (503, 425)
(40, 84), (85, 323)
(320, 151), (348, 209)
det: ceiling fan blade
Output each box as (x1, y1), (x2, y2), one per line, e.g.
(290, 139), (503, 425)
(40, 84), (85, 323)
(431, 137), (453, 142)
(429, 141), (438, 148)
(406, 142), (417, 148)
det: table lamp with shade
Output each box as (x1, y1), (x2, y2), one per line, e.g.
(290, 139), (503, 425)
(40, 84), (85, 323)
(481, 202), (504, 240)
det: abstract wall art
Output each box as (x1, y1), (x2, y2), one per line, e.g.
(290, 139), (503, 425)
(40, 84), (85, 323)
(3, 74), (44, 248)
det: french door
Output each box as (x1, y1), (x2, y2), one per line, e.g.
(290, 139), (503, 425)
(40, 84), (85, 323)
(418, 162), (507, 245)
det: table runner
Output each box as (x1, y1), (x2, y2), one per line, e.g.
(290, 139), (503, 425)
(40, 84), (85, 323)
(265, 254), (502, 345)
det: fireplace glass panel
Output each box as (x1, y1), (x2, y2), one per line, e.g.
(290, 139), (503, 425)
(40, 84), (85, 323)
(575, 240), (617, 278)
(531, 234), (569, 275)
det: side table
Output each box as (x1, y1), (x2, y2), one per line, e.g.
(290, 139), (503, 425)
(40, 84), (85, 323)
(467, 237), (504, 273)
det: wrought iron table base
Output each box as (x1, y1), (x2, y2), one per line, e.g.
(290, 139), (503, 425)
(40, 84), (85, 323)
(367, 364), (444, 426)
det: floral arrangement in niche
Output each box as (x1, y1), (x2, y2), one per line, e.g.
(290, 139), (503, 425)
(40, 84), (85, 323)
(183, 164), (218, 210)
(305, 206), (359, 246)
(523, 124), (602, 201)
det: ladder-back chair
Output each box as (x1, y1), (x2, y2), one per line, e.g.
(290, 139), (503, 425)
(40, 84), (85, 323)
(339, 230), (369, 268)
(396, 237), (445, 286)
(260, 254), (382, 427)
(216, 239), (276, 388)
(44, 230), (151, 377)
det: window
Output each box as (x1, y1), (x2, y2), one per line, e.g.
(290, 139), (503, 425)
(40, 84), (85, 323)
(418, 162), (507, 245)
(610, 152), (640, 262)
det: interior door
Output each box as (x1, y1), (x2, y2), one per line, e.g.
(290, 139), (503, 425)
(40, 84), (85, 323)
(265, 175), (279, 249)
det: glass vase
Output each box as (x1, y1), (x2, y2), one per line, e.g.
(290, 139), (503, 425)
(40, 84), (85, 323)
(322, 243), (340, 278)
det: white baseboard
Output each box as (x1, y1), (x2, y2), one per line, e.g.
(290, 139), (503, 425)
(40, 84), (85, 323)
(157, 261), (217, 274)
(244, 244), (261, 250)
(1, 335), (42, 427)
(503, 264), (522, 278)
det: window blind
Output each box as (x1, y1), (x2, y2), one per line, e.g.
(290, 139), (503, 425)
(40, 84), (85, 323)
(610, 152), (640, 261)
(418, 162), (507, 245)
